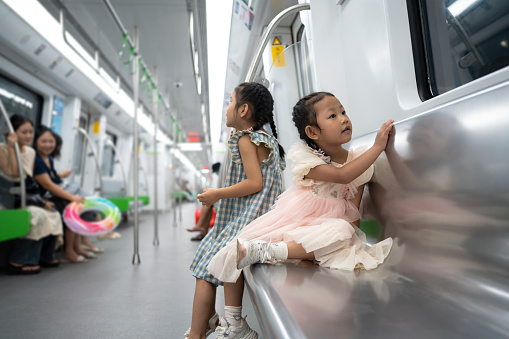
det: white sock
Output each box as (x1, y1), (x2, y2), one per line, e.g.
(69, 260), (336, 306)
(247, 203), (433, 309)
(224, 305), (242, 327)
(270, 242), (288, 260)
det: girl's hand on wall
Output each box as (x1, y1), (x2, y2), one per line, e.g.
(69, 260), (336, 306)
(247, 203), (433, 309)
(374, 120), (394, 151)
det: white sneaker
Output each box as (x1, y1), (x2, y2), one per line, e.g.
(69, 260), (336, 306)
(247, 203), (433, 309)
(184, 312), (219, 338)
(215, 315), (258, 339)
(236, 238), (272, 270)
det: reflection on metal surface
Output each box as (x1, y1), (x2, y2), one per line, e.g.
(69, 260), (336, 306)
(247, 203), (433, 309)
(247, 84), (509, 338)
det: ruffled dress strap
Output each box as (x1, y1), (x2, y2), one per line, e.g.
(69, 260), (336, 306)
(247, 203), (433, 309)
(228, 129), (285, 171)
(288, 141), (329, 187)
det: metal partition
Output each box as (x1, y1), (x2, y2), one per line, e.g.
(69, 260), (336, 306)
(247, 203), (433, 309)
(77, 127), (104, 196)
(104, 138), (128, 197)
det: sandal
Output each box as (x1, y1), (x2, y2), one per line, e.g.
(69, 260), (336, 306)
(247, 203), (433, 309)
(7, 263), (41, 275)
(80, 244), (104, 253)
(184, 312), (218, 338)
(190, 233), (206, 241)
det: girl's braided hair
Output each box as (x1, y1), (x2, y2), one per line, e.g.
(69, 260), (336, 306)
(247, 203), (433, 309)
(292, 92), (335, 150)
(234, 82), (285, 159)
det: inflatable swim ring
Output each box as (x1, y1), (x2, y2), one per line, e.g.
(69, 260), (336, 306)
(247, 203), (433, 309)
(64, 197), (121, 236)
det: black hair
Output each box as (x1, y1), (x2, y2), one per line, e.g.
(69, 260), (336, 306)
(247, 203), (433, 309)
(212, 162), (220, 173)
(33, 125), (55, 154)
(10, 114), (33, 132)
(291, 92), (336, 150)
(50, 131), (63, 159)
(234, 82), (285, 159)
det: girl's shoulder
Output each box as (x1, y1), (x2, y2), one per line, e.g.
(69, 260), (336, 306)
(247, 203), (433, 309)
(228, 129), (281, 166)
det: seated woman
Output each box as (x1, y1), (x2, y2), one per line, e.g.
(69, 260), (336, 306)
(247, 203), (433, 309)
(32, 125), (92, 263)
(50, 132), (103, 253)
(0, 115), (63, 275)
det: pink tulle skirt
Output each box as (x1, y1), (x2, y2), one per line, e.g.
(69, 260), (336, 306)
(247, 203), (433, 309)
(208, 186), (393, 282)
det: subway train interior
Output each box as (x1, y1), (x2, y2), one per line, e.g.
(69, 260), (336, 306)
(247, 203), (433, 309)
(1, 0), (509, 338)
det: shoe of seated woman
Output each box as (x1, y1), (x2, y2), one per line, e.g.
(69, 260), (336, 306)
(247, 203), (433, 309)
(80, 244), (104, 253)
(7, 263), (41, 275)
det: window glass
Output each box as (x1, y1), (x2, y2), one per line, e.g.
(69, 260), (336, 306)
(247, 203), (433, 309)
(0, 73), (43, 126)
(412, 0), (509, 97)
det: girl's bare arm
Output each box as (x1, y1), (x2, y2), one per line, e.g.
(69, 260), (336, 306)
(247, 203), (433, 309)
(306, 120), (393, 184)
(198, 135), (264, 206)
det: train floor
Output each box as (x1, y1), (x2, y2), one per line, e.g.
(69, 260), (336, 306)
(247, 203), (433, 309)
(0, 202), (263, 338)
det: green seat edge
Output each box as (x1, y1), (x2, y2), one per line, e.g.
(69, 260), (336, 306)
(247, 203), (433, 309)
(0, 209), (31, 242)
(359, 219), (382, 239)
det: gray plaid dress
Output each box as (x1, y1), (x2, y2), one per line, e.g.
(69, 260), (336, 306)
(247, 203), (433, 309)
(190, 130), (285, 285)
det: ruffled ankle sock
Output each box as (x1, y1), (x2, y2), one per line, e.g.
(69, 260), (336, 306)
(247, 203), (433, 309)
(224, 305), (242, 327)
(270, 242), (288, 260)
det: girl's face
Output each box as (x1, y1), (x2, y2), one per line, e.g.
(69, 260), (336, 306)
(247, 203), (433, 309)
(36, 131), (56, 156)
(313, 96), (352, 147)
(225, 90), (238, 129)
(15, 122), (34, 147)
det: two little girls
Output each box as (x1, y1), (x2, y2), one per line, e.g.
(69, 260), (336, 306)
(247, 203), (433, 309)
(186, 87), (394, 339)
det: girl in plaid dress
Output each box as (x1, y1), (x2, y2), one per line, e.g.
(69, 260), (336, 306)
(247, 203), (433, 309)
(186, 82), (285, 339)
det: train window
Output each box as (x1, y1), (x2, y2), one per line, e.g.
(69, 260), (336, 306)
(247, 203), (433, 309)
(408, 0), (509, 99)
(0, 73), (43, 125)
(101, 132), (117, 177)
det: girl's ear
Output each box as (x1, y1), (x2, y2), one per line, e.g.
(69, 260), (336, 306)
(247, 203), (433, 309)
(239, 103), (251, 119)
(305, 125), (320, 140)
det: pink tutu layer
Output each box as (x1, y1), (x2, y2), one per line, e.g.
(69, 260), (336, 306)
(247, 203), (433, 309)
(207, 186), (393, 282)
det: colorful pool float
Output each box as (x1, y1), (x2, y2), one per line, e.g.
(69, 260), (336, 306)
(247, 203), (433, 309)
(63, 197), (121, 236)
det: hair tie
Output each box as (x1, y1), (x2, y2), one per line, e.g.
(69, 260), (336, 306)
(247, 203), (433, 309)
(247, 127), (253, 131)
(317, 148), (326, 156)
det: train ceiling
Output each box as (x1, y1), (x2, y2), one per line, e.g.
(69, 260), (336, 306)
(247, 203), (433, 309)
(38, 0), (210, 168)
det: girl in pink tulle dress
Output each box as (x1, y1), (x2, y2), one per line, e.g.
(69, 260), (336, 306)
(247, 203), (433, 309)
(208, 92), (395, 337)
(209, 92), (394, 284)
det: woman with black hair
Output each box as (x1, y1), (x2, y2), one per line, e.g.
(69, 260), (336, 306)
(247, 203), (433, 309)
(33, 125), (93, 263)
(0, 114), (63, 274)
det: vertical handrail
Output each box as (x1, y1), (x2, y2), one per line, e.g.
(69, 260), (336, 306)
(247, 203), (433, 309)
(132, 26), (141, 265)
(0, 101), (25, 209)
(77, 127), (104, 196)
(245, 3), (310, 82)
(152, 67), (159, 246)
(104, 139), (128, 197)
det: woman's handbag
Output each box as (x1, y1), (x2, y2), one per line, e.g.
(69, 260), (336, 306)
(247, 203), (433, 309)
(0, 174), (46, 209)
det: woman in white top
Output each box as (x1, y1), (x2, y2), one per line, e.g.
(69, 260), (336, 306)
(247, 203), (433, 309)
(0, 114), (63, 275)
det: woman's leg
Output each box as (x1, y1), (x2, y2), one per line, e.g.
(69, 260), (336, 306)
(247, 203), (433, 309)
(9, 239), (42, 272)
(39, 235), (58, 263)
(189, 278), (217, 339)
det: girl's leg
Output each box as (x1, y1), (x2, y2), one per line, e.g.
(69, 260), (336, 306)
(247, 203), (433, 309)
(223, 274), (245, 327)
(237, 239), (314, 269)
(224, 274), (244, 306)
(286, 241), (315, 260)
(189, 278), (217, 339)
